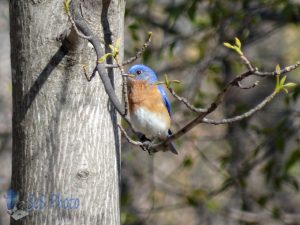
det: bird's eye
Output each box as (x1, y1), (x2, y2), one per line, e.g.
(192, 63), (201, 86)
(136, 70), (142, 75)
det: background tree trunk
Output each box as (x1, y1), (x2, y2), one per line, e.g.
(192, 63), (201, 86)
(9, 0), (124, 224)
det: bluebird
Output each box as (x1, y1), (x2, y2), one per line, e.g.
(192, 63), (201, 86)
(127, 64), (178, 154)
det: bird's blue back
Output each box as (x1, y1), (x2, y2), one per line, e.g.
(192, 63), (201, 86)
(128, 64), (171, 115)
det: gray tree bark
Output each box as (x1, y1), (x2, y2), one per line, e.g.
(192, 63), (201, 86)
(9, 0), (124, 224)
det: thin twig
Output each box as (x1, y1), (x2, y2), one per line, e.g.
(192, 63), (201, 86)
(121, 76), (129, 116)
(105, 32), (152, 68)
(74, 19), (130, 122)
(67, 10), (92, 40)
(202, 91), (277, 125)
(114, 56), (129, 116)
(82, 65), (97, 82)
(168, 88), (208, 113)
(118, 124), (144, 146)
(254, 61), (300, 77)
(240, 54), (255, 71)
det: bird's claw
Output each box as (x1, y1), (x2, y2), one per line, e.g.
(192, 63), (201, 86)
(142, 140), (155, 155)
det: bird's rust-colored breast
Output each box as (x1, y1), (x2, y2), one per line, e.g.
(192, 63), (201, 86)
(128, 79), (170, 122)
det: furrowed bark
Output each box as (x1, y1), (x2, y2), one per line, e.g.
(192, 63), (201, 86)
(9, 0), (124, 224)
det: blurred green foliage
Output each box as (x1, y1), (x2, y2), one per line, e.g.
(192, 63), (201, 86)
(121, 0), (300, 224)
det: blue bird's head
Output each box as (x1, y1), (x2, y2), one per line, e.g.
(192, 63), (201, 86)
(128, 64), (158, 84)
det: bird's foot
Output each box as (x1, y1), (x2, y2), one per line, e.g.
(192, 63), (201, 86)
(141, 140), (152, 155)
(142, 136), (159, 155)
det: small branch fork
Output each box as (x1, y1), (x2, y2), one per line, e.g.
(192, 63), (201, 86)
(65, 1), (300, 154)
(105, 32), (152, 68)
(154, 58), (299, 149)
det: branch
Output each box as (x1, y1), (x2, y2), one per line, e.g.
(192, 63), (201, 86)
(254, 61), (300, 77)
(240, 54), (255, 71)
(64, 1), (128, 118)
(66, 2), (157, 153)
(150, 60), (299, 151)
(112, 47), (129, 116)
(74, 19), (127, 118)
(202, 90), (277, 125)
(82, 64), (97, 82)
(118, 124), (144, 147)
(67, 3), (300, 154)
(168, 88), (208, 113)
(66, 5), (92, 40)
(105, 32), (152, 68)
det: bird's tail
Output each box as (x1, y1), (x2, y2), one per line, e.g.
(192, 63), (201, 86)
(166, 130), (178, 155)
(167, 143), (178, 155)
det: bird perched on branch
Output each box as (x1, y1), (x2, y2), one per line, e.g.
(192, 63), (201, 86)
(127, 64), (178, 154)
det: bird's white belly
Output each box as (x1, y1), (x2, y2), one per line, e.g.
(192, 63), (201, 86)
(130, 107), (169, 139)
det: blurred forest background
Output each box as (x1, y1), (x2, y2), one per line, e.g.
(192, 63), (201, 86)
(1, 0), (300, 224)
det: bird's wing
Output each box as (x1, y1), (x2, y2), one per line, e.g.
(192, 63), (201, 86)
(157, 85), (171, 116)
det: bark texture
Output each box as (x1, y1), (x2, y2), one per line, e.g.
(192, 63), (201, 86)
(9, 0), (124, 224)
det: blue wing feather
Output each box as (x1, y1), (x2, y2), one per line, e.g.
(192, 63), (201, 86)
(157, 85), (171, 116)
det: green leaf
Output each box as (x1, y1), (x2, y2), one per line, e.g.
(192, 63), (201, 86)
(235, 37), (241, 49)
(153, 81), (165, 85)
(108, 39), (121, 58)
(284, 82), (297, 88)
(276, 64), (281, 75)
(156, 74), (181, 88)
(276, 74), (280, 85)
(275, 75), (282, 93)
(98, 53), (112, 63)
(224, 39), (243, 55)
(64, 0), (71, 13)
(280, 75), (287, 86)
(109, 44), (114, 51)
(223, 42), (235, 49)
(171, 80), (181, 84)
(164, 74), (170, 87)
(233, 46), (243, 56)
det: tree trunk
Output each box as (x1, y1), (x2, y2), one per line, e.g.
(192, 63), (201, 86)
(9, 0), (124, 224)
